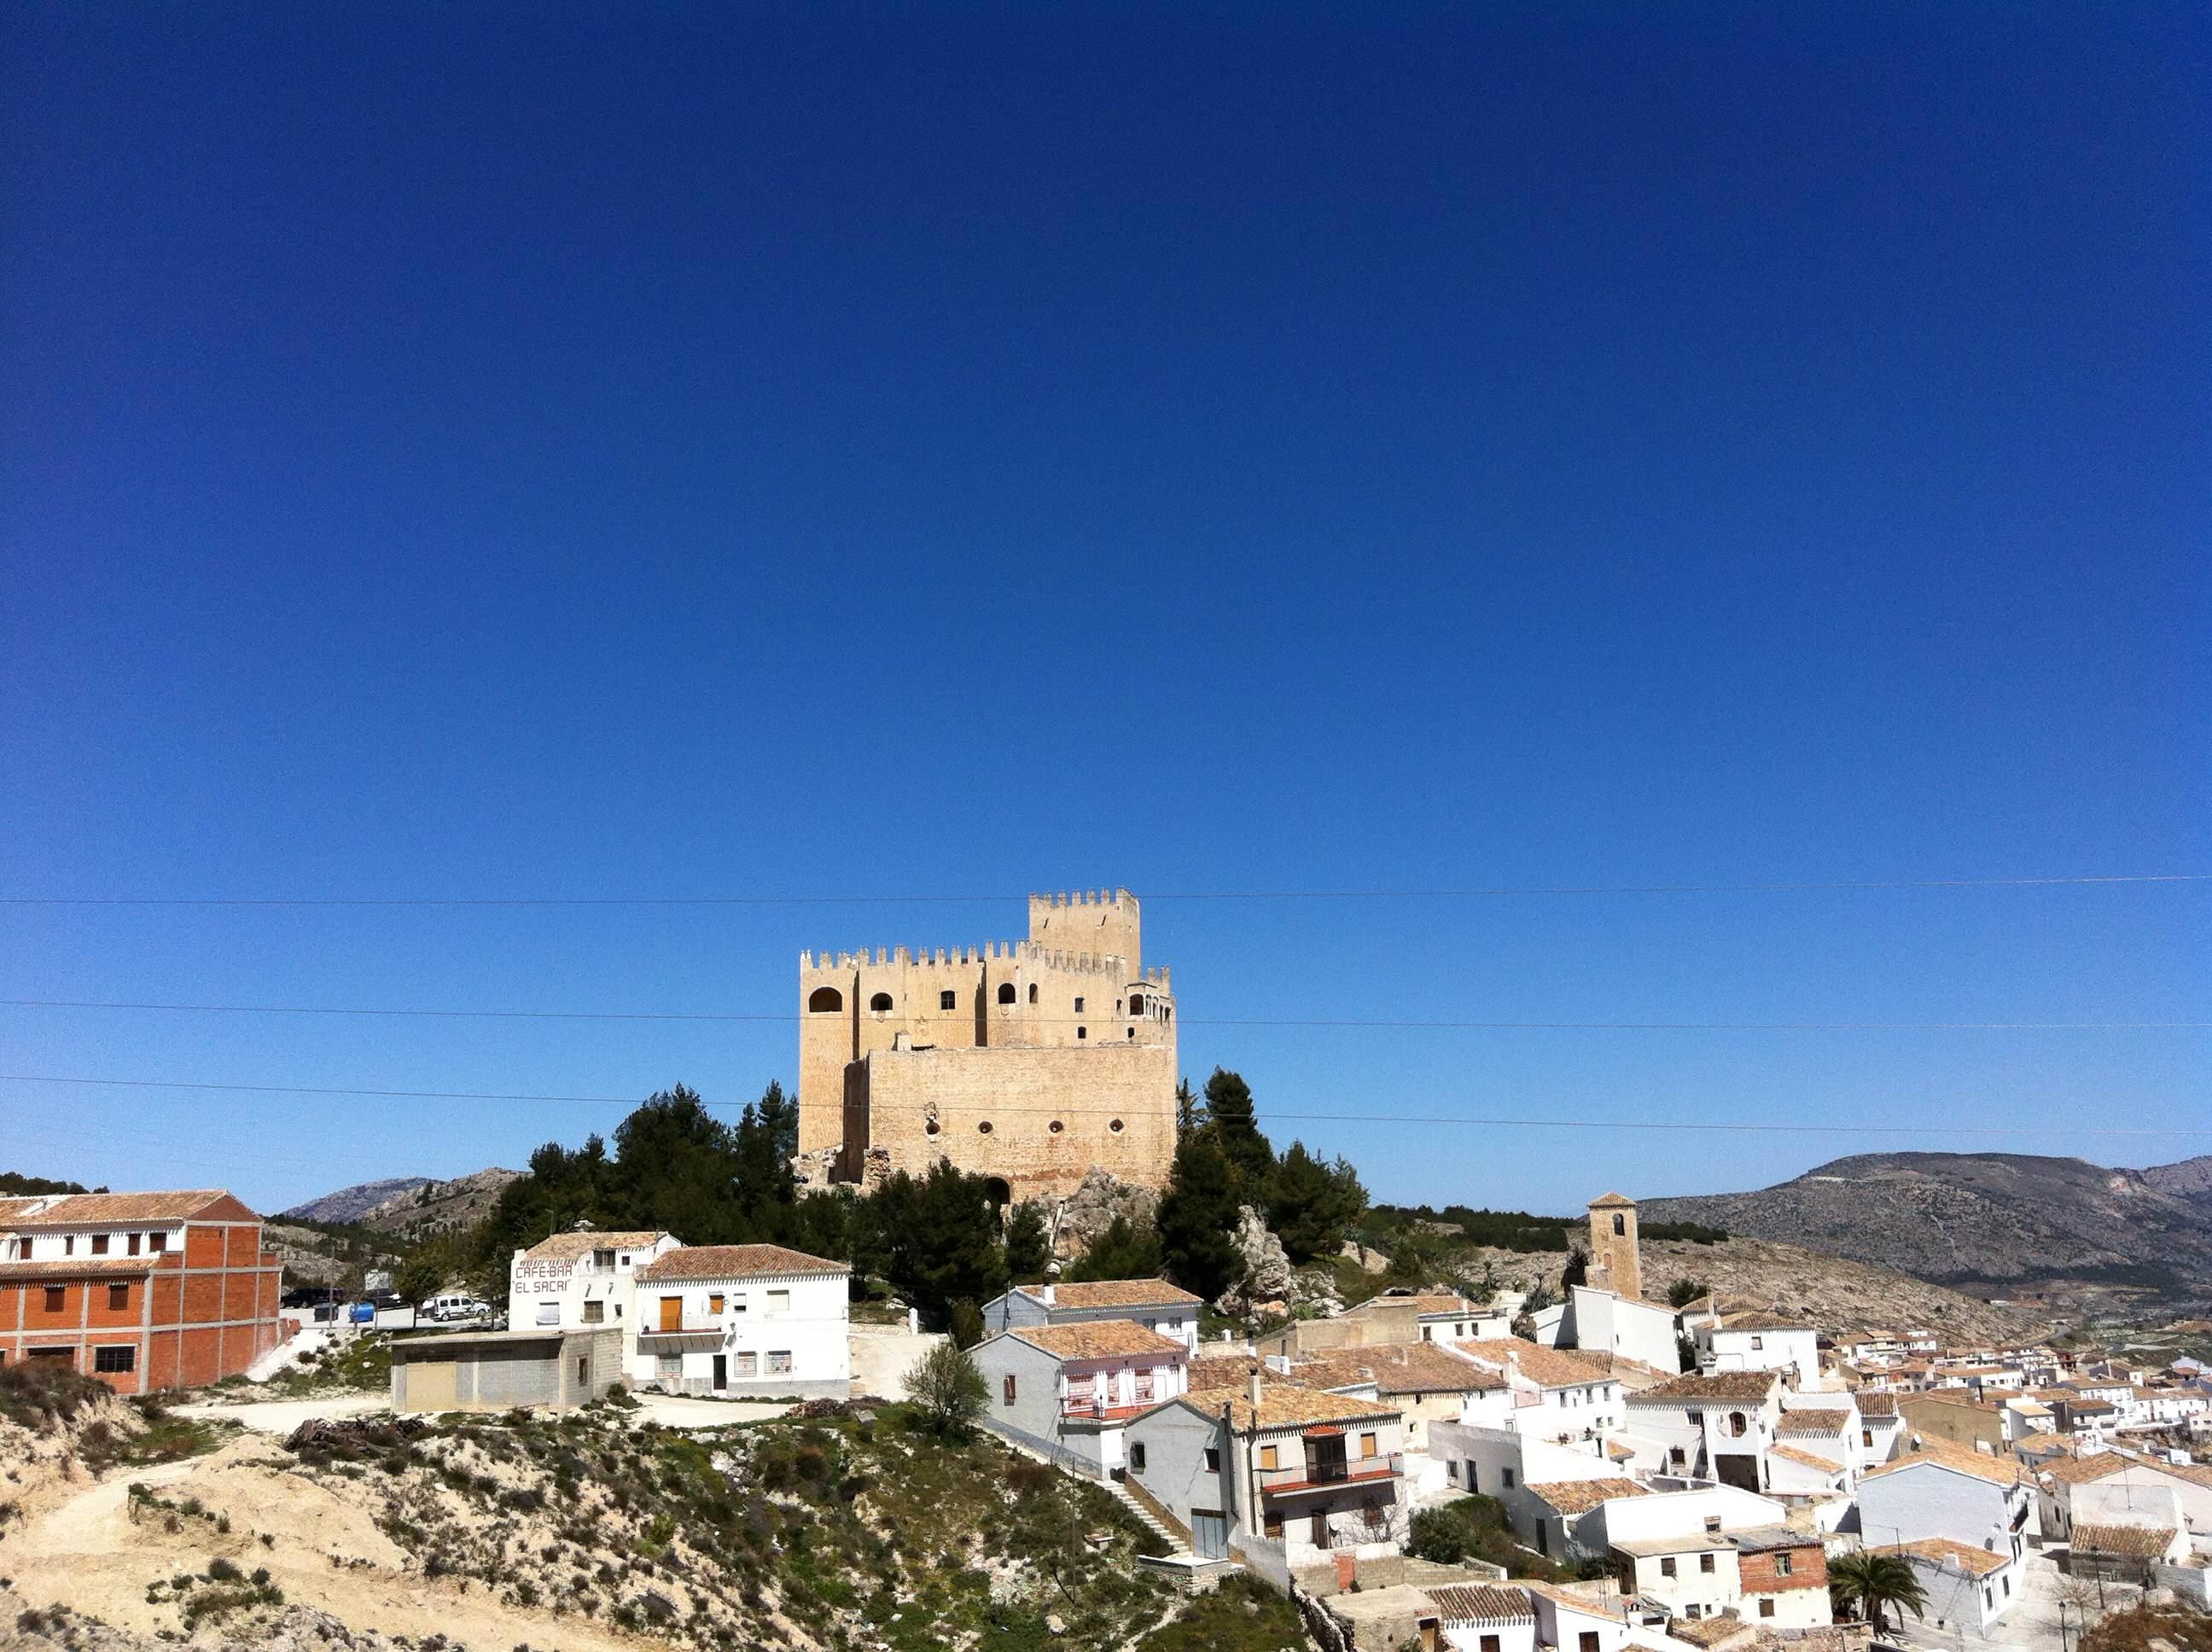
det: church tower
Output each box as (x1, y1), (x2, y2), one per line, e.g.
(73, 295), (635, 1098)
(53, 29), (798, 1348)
(1586, 1191), (1643, 1302)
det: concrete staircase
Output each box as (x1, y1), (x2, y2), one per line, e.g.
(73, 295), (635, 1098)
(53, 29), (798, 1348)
(1104, 1475), (1191, 1558)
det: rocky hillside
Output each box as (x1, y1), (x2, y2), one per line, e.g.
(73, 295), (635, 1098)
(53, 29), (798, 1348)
(0, 1399), (1279, 1652)
(276, 1178), (428, 1224)
(280, 1168), (520, 1241)
(1424, 1232), (2051, 1344)
(2142, 1155), (2212, 1205)
(1642, 1152), (2212, 1308)
(259, 1222), (402, 1288)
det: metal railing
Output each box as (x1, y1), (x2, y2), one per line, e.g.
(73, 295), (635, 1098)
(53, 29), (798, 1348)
(638, 1318), (723, 1336)
(1258, 1452), (1402, 1493)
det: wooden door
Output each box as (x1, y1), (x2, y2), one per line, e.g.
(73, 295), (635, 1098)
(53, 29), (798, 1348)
(660, 1296), (683, 1332)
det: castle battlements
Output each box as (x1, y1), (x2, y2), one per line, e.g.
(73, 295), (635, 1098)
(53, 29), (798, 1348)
(799, 938), (1168, 986)
(797, 886), (1177, 1200)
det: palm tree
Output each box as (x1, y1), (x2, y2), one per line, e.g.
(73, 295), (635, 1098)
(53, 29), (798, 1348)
(1830, 1550), (1930, 1637)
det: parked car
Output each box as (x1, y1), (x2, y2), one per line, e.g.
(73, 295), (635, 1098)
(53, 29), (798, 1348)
(426, 1293), (491, 1322)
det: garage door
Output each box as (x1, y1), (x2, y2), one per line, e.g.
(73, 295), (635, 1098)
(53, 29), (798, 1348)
(1190, 1509), (1228, 1559)
(406, 1357), (459, 1411)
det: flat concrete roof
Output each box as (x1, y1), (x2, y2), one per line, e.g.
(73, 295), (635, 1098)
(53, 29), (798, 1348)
(389, 1329), (585, 1354)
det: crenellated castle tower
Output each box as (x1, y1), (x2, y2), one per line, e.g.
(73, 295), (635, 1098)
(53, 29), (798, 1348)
(796, 888), (1177, 1202)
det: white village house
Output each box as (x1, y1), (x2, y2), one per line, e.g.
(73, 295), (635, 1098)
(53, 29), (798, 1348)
(508, 1227), (681, 1331)
(627, 1243), (851, 1399)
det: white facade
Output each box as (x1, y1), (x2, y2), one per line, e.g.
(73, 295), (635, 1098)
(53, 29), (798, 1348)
(629, 1246), (851, 1399)
(1700, 1321), (1819, 1390)
(509, 1230), (680, 1333)
(1568, 1286), (1684, 1376)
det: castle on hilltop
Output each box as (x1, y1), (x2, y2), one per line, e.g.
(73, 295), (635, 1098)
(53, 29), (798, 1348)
(796, 889), (1177, 1204)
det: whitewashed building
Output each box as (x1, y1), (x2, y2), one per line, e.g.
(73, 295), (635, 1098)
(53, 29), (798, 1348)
(508, 1228), (681, 1331)
(628, 1243), (850, 1399)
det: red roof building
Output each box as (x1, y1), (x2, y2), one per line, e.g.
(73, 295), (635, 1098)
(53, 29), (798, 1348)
(0, 1190), (282, 1393)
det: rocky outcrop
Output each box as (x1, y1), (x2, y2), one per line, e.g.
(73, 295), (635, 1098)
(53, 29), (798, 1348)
(1211, 1204), (1292, 1313)
(1048, 1167), (1159, 1260)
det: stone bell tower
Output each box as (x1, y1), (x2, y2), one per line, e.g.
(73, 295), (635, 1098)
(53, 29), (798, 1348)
(1586, 1191), (1643, 1302)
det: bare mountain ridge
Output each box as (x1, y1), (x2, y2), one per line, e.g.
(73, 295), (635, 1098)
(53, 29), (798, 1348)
(1640, 1152), (2212, 1305)
(279, 1177), (431, 1224)
(280, 1167), (520, 1239)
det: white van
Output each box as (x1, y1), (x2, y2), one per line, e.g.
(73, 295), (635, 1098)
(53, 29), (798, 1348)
(427, 1294), (490, 1322)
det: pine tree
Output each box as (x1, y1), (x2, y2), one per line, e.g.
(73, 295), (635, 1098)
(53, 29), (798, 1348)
(1157, 1137), (1245, 1301)
(1201, 1067), (1274, 1190)
(1003, 1201), (1052, 1282)
(1266, 1142), (1368, 1264)
(1174, 1077), (1202, 1142)
(1066, 1213), (1165, 1282)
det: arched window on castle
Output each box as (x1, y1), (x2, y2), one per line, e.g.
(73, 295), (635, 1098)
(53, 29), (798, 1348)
(1613, 1213), (1627, 1236)
(1027, 984), (1038, 1004)
(869, 992), (893, 1014)
(1128, 992), (1145, 1015)
(807, 987), (842, 1013)
(997, 983), (1016, 1005)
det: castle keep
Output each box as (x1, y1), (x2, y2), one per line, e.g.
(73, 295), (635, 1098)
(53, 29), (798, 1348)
(797, 889), (1177, 1203)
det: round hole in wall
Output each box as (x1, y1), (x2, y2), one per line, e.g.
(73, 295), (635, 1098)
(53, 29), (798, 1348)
(977, 1120), (993, 1134)
(1049, 1120), (1063, 1134)
(1109, 1118), (1124, 1133)
(924, 1120), (940, 1136)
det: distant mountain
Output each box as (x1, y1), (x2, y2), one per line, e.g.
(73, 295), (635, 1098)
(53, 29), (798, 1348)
(1640, 1152), (2212, 1309)
(280, 1177), (432, 1224)
(279, 1167), (519, 1238)
(2141, 1155), (2212, 1205)
(350, 1168), (521, 1239)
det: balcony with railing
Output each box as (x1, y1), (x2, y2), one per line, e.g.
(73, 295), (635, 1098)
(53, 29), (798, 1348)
(638, 1317), (724, 1340)
(1258, 1451), (1403, 1496)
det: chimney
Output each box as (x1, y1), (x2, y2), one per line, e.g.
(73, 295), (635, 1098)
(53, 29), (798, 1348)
(1249, 1365), (1264, 1411)
(1040, 1283), (1055, 1306)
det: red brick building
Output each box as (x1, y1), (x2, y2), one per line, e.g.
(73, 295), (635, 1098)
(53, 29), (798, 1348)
(0, 1190), (282, 1393)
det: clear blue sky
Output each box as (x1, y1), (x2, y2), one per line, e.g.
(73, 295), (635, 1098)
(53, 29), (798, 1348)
(3, 4), (2205, 1218)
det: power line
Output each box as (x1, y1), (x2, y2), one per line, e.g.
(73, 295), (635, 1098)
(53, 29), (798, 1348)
(3, 1072), (2207, 1137)
(0, 873), (2204, 907)
(2, 997), (2202, 1032)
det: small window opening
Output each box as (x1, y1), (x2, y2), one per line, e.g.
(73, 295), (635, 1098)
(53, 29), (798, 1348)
(977, 1120), (992, 1134)
(1109, 1118), (1124, 1132)
(870, 992), (894, 1013)
(940, 990), (956, 1010)
(997, 982), (1016, 1004)
(1076, 1026), (1087, 1039)
(924, 1118), (940, 1135)
(1074, 997), (1085, 1012)
(1027, 983), (1038, 1003)
(1049, 1120), (1063, 1133)
(808, 986), (842, 1013)
(1129, 992), (1144, 1014)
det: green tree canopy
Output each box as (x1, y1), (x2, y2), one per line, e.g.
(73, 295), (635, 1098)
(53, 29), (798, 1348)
(1157, 1137), (1244, 1301)
(1265, 1142), (1367, 1264)
(1066, 1213), (1164, 1283)
(1002, 1201), (1052, 1283)
(1200, 1067), (1274, 1190)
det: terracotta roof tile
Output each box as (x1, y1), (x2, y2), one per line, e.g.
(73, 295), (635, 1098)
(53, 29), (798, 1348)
(1426, 1585), (1536, 1622)
(1292, 1343), (1507, 1396)
(1864, 1439), (2023, 1488)
(1883, 1539), (2008, 1579)
(2039, 1454), (2133, 1486)
(1774, 1411), (1848, 1437)
(1015, 1278), (1200, 1310)
(0, 1257), (160, 1281)
(1007, 1320), (1187, 1361)
(633, 1243), (845, 1282)
(1628, 1370), (1778, 1405)
(521, 1230), (671, 1262)
(1452, 1335), (1615, 1389)
(2071, 1525), (2176, 1558)
(1525, 1478), (1648, 1514)
(0, 1190), (251, 1224)
(1854, 1393), (1898, 1417)
(1166, 1380), (1401, 1433)
(1721, 1312), (1812, 1332)
(1670, 1614), (1751, 1648)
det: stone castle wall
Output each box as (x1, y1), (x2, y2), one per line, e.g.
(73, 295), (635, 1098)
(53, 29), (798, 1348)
(846, 1041), (1177, 1201)
(795, 888), (1179, 1196)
